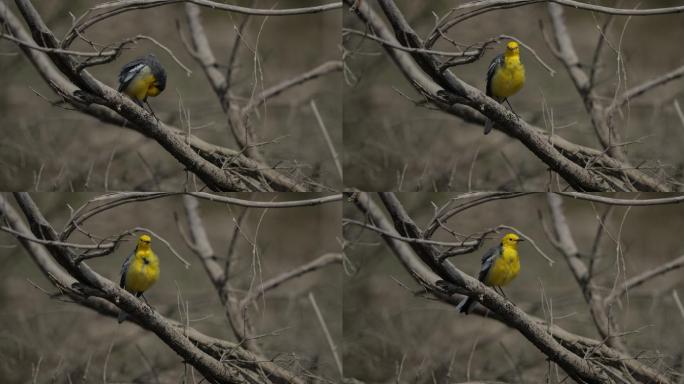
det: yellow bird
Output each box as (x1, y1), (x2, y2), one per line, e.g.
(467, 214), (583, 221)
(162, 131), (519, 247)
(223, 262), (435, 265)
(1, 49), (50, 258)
(484, 41), (525, 134)
(118, 234), (160, 323)
(456, 233), (524, 314)
(117, 54), (167, 119)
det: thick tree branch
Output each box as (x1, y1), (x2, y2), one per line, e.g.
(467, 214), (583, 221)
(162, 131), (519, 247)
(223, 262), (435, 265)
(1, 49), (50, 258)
(547, 3), (625, 161)
(181, 194), (264, 356)
(2, 0), (315, 191)
(345, 0), (670, 191)
(0, 193), (302, 384)
(7, 192), (255, 384)
(351, 192), (613, 384)
(546, 193), (627, 352)
(348, 192), (674, 384)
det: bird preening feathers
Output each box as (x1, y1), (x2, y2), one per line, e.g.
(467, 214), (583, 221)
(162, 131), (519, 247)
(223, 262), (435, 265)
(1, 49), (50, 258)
(117, 53), (167, 120)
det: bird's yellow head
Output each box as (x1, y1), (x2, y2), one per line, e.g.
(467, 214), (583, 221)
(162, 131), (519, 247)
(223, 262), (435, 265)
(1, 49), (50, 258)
(501, 233), (524, 248)
(137, 234), (152, 250)
(505, 41), (520, 56)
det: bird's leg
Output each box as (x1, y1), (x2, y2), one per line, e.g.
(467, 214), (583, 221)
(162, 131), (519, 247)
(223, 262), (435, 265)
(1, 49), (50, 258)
(140, 293), (152, 307)
(496, 286), (508, 299)
(504, 98), (520, 119)
(144, 100), (160, 124)
(496, 287), (516, 305)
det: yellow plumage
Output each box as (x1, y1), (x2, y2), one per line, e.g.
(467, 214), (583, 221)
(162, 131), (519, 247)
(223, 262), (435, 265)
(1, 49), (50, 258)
(118, 234), (159, 323)
(489, 51), (525, 99)
(484, 41), (526, 134)
(123, 247), (159, 293)
(483, 240), (520, 287)
(122, 67), (159, 102)
(457, 233), (524, 314)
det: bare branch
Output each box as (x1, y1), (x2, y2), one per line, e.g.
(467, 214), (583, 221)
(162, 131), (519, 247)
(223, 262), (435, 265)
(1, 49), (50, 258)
(0, 193), (303, 384)
(345, 0), (670, 191)
(604, 254), (684, 306)
(7, 192), (255, 384)
(548, 3), (625, 161)
(459, 0), (684, 16)
(607, 64), (684, 114)
(243, 60), (343, 114)
(350, 192), (614, 384)
(241, 253), (342, 307)
(310, 99), (343, 182)
(546, 193), (627, 352)
(2, 0), (313, 192)
(556, 192), (684, 206)
(64, 0), (341, 48)
(308, 292), (343, 379)
(349, 192), (674, 384)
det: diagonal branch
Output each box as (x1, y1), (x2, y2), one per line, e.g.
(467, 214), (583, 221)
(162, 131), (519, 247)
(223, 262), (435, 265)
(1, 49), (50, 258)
(606, 64), (684, 121)
(8, 192), (250, 384)
(349, 192), (674, 384)
(3, 0), (311, 191)
(345, 0), (670, 191)
(351, 192), (611, 384)
(0, 193), (301, 384)
(546, 193), (627, 352)
(240, 253), (343, 307)
(604, 254), (684, 306)
(548, 3), (625, 161)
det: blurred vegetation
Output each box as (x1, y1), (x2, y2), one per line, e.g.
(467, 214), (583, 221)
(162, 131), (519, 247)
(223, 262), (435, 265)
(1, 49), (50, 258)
(0, 193), (341, 383)
(343, 0), (684, 191)
(343, 193), (684, 383)
(0, 1), (341, 191)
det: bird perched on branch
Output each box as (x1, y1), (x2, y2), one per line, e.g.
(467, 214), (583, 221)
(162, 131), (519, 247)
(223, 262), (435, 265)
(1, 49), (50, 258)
(118, 234), (160, 323)
(455, 233), (524, 314)
(117, 53), (167, 119)
(484, 41), (525, 134)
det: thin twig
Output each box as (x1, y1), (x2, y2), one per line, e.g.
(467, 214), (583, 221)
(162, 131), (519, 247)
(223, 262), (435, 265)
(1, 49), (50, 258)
(308, 292), (343, 379)
(310, 99), (343, 181)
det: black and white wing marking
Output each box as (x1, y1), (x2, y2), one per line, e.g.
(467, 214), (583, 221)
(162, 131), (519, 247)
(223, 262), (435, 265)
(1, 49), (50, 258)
(485, 54), (504, 97)
(118, 58), (147, 92)
(477, 244), (502, 282)
(119, 248), (136, 288)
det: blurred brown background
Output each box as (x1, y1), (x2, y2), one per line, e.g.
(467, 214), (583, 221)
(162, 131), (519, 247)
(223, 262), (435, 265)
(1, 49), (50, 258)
(0, 193), (341, 382)
(343, 193), (684, 383)
(343, 1), (684, 191)
(0, 1), (341, 190)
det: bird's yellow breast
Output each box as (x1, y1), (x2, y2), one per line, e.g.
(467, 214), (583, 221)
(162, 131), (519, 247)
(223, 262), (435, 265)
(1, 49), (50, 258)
(123, 66), (158, 101)
(490, 56), (525, 99)
(124, 249), (159, 294)
(484, 246), (520, 287)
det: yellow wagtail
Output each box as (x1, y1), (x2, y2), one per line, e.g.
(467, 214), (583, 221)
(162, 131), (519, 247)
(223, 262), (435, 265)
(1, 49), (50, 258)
(484, 41), (525, 134)
(118, 54), (167, 119)
(118, 234), (160, 323)
(456, 233), (524, 314)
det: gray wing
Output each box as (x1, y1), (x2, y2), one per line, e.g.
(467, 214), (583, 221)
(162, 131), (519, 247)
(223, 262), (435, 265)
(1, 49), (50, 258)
(119, 249), (136, 288)
(485, 54), (504, 97)
(477, 244), (501, 282)
(118, 58), (147, 92)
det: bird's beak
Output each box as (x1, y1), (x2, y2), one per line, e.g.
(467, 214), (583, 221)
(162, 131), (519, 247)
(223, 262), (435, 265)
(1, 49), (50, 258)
(517, 238), (525, 242)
